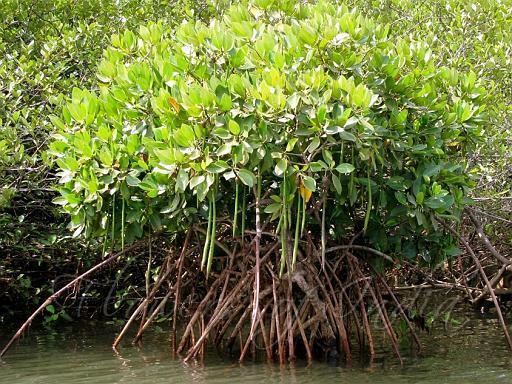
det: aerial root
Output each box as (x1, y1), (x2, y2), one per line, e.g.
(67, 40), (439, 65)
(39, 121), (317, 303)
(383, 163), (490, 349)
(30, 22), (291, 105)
(152, 230), (418, 363)
(439, 218), (512, 351)
(0, 240), (147, 359)
(1, 229), (422, 362)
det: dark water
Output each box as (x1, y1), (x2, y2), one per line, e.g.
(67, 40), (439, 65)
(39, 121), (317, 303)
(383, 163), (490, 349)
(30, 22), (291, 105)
(2, 303), (512, 383)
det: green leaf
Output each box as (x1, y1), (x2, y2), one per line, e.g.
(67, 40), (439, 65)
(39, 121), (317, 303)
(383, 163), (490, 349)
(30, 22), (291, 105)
(310, 161), (328, 172)
(176, 169), (189, 192)
(174, 124), (196, 147)
(386, 176), (407, 191)
(415, 209), (426, 226)
(228, 120), (240, 135)
(402, 241), (417, 259)
(126, 175), (140, 187)
(162, 194), (181, 213)
(322, 149), (334, 168)
(302, 176), (316, 192)
(335, 163), (355, 174)
(332, 173), (342, 194)
(298, 24), (317, 45)
(325, 125), (343, 135)
(423, 163), (442, 177)
(219, 93), (233, 111)
(274, 158), (287, 177)
(287, 93), (300, 109)
(67, 103), (86, 122)
(264, 202), (281, 214)
(238, 169), (256, 187)
(154, 149), (174, 165)
(49, 115), (66, 130)
(338, 131), (357, 142)
(306, 137), (320, 153)
(99, 149), (113, 166)
(317, 104), (327, 123)
(286, 138), (298, 152)
(96, 125), (111, 141)
(206, 160), (229, 173)
(189, 175), (205, 189)
(415, 191), (425, 205)
(425, 195), (454, 210)
(424, 197), (444, 209)
(59, 311), (73, 322)
(212, 128), (232, 140)
(445, 245), (462, 257)
(216, 143), (232, 156)
(394, 191), (407, 205)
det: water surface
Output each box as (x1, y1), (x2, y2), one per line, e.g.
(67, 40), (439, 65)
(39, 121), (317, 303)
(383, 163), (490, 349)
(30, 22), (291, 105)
(1, 303), (512, 383)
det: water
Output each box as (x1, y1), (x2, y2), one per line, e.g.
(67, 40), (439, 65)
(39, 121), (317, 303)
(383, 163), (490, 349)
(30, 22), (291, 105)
(2, 304), (512, 383)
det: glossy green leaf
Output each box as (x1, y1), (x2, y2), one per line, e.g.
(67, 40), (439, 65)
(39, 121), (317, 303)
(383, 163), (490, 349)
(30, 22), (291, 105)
(274, 158), (287, 177)
(238, 169), (256, 187)
(335, 163), (355, 174)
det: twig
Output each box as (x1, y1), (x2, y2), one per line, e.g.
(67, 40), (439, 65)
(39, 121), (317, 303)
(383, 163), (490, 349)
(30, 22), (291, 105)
(471, 207), (512, 224)
(472, 197), (512, 201)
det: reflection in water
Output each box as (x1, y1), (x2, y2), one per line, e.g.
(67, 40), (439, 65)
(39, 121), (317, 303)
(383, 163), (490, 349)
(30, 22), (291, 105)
(1, 305), (512, 384)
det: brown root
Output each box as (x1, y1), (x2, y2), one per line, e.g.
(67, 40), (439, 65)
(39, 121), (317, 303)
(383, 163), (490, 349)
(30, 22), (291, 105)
(0, 240), (148, 359)
(2, 228), (423, 363)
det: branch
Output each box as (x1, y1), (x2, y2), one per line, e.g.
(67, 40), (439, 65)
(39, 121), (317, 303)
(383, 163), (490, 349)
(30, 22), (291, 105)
(472, 197), (512, 201)
(325, 244), (396, 264)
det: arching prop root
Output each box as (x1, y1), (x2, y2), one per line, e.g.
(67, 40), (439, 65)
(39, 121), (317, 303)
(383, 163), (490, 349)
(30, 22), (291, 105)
(0, 240), (148, 359)
(1, 228), (422, 362)
(108, 228), (421, 363)
(438, 217), (512, 351)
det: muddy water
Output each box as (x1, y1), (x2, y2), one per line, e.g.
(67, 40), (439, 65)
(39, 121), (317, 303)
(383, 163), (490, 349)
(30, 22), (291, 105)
(1, 301), (512, 383)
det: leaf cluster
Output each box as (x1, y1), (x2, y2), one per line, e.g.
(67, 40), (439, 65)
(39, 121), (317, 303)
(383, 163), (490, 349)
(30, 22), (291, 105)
(51, 0), (489, 265)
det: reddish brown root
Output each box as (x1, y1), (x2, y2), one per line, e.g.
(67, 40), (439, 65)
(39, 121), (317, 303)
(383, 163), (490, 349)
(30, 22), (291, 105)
(2, 228), (424, 363)
(104, 228), (424, 363)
